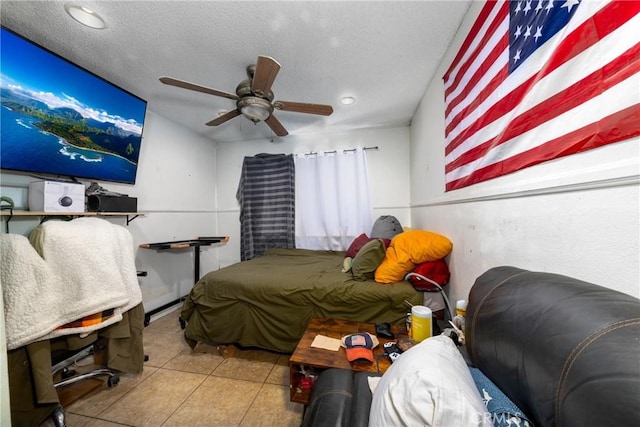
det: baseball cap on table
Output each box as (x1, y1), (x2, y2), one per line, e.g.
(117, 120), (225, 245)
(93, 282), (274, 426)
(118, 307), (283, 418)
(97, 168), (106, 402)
(342, 332), (379, 362)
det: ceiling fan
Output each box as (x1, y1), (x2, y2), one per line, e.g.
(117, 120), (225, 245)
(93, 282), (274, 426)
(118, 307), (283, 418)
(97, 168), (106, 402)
(159, 55), (333, 137)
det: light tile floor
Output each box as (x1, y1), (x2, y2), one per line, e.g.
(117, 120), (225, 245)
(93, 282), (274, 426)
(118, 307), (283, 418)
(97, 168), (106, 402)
(47, 309), (304, 427)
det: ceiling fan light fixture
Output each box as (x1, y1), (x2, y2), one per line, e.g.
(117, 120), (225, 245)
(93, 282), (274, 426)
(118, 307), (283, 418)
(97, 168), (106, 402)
(340, 96), (356, 105)
(237, 97), (273, 123)
(241, 105), (270, 122)
(64, 4), (106, 29)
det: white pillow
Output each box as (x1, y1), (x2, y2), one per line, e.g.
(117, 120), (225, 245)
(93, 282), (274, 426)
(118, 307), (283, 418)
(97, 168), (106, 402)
(369, 335), (492, 427)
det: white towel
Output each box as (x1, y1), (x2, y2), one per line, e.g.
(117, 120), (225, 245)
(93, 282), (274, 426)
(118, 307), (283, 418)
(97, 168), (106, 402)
(0, 234), (120, 349)
(1, 218), (142, 350)
(31, 217), (142, 313)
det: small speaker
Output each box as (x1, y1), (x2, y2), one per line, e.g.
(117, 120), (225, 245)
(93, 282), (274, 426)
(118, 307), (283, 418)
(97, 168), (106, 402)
(87, 195), (137, 212)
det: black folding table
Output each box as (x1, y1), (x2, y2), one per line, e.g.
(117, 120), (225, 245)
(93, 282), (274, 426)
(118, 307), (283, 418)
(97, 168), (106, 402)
(139, 236), (229, 326)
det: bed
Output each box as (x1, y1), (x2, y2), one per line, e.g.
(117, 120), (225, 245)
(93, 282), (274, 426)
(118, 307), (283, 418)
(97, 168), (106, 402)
(180, 248), (423, 353)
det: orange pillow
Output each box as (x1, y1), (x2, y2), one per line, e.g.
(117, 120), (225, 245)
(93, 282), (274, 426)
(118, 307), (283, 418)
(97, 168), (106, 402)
(375, 230), (453, 283)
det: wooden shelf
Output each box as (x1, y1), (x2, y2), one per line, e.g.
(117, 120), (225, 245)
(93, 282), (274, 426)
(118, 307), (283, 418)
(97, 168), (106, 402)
(0, 211), (141, 217)
(0, 210), (145, 229)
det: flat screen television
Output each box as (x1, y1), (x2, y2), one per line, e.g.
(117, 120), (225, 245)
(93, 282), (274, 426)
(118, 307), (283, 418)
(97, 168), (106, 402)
(1, 26), (147, 185)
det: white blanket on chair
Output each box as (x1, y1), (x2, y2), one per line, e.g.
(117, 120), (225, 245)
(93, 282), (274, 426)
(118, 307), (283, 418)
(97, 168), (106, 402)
(1, 218), (142, 350)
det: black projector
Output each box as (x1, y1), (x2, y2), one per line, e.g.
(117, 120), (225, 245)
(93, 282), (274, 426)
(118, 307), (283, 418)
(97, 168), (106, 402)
(87, 195), (137, 213)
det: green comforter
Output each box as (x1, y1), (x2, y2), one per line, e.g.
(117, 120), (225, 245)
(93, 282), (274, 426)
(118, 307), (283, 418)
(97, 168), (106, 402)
(181, 248), (422, 352)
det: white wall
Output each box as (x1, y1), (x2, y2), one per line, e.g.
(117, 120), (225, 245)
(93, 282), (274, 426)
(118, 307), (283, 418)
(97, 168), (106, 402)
(215, 126), (411, 267)
(410, 1), (640, 303)
(0, 110), (221, 314)
(1, 115), (413, 312)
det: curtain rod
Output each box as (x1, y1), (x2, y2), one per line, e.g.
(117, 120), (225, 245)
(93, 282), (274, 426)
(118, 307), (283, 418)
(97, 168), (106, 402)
(299, 146), (379, 156)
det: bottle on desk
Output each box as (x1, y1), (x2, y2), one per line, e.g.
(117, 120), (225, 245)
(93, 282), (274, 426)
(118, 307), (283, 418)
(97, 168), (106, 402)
(410, 305), (432, 342)
(453, 299), (467, 331)
(456, 299), (467, 317)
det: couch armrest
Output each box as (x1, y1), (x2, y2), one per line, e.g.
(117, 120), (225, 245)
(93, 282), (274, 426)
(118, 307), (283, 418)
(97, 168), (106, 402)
(301, 369), (382, 427)
(301, 368), (353, 427)
(350, 372), (381, 427)
(467, 266), (640, 426)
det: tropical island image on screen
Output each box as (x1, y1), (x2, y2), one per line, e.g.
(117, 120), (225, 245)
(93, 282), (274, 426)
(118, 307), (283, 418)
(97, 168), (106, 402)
(0, 27), (147, 184)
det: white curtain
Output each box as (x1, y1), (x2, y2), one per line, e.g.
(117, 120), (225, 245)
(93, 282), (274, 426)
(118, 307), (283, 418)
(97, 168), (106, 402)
(295, 147), (374, 250)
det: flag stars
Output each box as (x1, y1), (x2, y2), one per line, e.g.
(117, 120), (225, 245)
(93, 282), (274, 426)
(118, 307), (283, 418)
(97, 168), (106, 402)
(534, 26), (543, 42)
(515, 1), (523, 14)
(562, 0), (580, 13)
(545, 0), (555, 13)
(513, 49), (522, 64)
(535, 0), (544, 13)
(509, 0), (579, 71)
(514, 25), (523, 39)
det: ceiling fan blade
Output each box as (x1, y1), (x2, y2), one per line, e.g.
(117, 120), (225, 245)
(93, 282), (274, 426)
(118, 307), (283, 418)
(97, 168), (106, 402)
(251, 56), (281, 97)
(273, 101), (333, 116)
(159, 76), (238, 100)
(265, 114), (288, 137)
(206, 109), (241, 126)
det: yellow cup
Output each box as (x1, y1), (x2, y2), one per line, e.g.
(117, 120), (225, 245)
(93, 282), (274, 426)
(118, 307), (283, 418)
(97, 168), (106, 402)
(411, 305), (432, 342)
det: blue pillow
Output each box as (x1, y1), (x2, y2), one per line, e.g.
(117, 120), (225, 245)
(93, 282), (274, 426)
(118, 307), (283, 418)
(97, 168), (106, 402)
(469, 367), (534, 427)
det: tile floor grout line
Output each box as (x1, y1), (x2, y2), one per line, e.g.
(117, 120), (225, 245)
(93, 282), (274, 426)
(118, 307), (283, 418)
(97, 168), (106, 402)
(207, 370), (276, 384)
(236, 379), (271, 427)
(86, 414), (136, 426)
(78, 366), (163, 422)
(56, 310), (303, 426)
(157, 367), (209, 427)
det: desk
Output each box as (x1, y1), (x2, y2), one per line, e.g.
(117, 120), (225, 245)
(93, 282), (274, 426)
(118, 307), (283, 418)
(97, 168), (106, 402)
(289, 318), (402, 404)
(139, 236), (229, 283)
(139, 236), (229, 325)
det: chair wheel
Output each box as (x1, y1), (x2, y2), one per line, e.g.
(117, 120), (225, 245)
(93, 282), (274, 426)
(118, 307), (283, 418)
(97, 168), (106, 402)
(107, 374), (120, 387)
(61, 367), (77, 379)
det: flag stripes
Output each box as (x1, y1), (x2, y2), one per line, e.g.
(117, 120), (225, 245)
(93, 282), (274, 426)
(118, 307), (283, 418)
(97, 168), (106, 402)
(446, 106), (639, 190)
(443, 0), (640, 191)
(446, 44), (640, 174)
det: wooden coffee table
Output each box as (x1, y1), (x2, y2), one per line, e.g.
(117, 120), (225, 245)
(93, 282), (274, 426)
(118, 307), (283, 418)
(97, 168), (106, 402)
(289, 318), (402, 404)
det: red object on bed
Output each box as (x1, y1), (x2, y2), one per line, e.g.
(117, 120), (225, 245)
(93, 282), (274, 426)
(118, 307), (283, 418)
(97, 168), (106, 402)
(407, 259), (450, 291)
(345, 234), (390, 258)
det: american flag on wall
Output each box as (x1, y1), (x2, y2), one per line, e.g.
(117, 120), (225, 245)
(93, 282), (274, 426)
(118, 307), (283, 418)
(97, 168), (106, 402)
(443, 0), (640, 191)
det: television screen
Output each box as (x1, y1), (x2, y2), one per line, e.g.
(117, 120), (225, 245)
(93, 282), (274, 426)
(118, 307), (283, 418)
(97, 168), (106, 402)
(0, 26), (147, 185)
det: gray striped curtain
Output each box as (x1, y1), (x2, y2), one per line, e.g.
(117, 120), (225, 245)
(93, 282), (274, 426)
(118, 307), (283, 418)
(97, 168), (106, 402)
(236, 153), (295, 261)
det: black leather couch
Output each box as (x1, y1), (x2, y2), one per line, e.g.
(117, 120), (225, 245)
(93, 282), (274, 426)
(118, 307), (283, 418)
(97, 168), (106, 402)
(301, 266), (640, 426)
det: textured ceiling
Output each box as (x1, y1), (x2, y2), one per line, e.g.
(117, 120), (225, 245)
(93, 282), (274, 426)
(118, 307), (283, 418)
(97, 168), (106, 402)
(1, 1), (471, 143)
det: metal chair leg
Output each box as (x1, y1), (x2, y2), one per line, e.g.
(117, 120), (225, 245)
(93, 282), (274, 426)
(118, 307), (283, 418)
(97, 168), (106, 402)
(50, 405), (66, 427)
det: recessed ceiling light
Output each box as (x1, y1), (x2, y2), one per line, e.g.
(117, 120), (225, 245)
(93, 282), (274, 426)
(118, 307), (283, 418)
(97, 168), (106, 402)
(65, 4), (106, 29)
(340, 96), (356, 105)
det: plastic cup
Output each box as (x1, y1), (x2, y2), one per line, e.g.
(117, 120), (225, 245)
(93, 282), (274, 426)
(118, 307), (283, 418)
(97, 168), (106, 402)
(411, 305), (432, 342)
